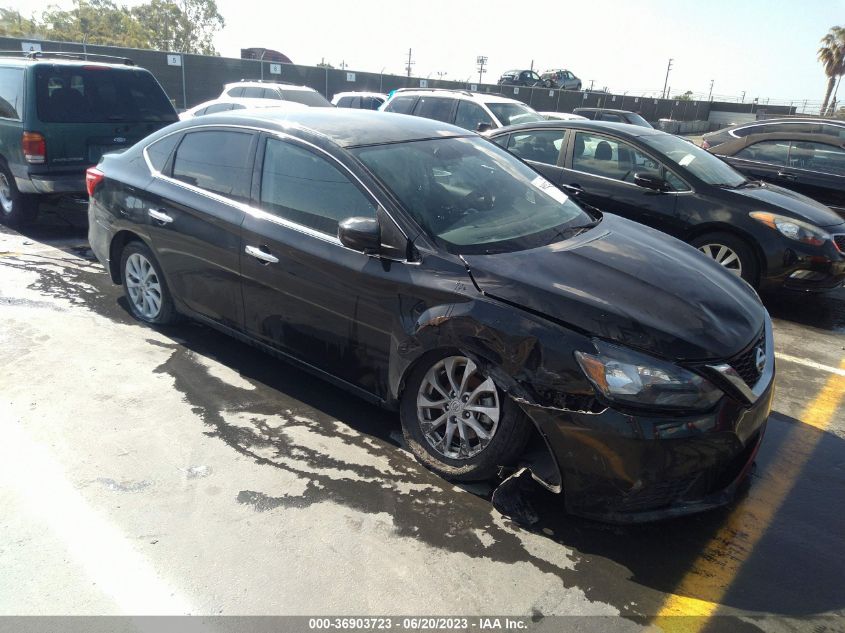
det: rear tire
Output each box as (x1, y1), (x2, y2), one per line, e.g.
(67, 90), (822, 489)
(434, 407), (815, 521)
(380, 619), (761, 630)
(400, 352), (532, 482)
(691, 231), (759, 287)
(120, 241), (177, 325)
(0, 163), (38, 227)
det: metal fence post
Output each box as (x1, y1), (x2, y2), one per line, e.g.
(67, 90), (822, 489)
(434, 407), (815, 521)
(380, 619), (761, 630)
(181, 54), (187, 109)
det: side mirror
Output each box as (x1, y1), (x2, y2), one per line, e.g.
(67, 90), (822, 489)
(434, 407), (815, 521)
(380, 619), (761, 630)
(338, 216), (381, 255)
(633, 172), (669, 192)
(476, 122), (493, 133)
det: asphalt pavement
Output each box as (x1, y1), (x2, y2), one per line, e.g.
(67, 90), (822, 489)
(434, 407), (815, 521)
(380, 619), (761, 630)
(1, 206), (843, 633)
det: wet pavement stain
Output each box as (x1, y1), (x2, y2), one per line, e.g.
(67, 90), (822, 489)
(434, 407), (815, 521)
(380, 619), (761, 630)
(4, 220), (845, 622)
(95, 477), (153, 493)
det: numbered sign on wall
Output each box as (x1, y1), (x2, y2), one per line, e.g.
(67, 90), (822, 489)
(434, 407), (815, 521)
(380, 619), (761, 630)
(167, 54), (182, 67)
(346, 72), (356, 82)
(419, 79), (428, 88)
(270, 64), (281, 75)
(22, 42), (42, 53)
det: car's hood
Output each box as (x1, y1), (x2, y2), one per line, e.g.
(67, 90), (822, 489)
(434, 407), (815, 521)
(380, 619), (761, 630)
(463, 214), (765, 362)
(727, 183), (843, 227)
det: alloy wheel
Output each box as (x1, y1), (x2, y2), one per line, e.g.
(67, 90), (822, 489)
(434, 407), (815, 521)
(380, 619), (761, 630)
(698, 242), (743, 277)
(0, 172), (13, 215)
(416, 356), (500, 460)
(125, 252), (163, 319)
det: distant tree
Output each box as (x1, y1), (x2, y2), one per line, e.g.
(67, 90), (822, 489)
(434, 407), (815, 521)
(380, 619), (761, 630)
(316, 61), (335, 69)
(675, 90), (694, 101)
(0, 0), (223, 55)
(818, 26), (845, 115)
(0, 8), (40, 38)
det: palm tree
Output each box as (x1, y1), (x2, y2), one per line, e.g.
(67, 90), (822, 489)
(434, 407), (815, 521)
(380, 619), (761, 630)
(818, 26), (845, 115)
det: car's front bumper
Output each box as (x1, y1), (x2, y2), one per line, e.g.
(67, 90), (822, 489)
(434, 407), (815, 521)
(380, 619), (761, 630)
(760, 234), (845, 292)
(517, 371), (774, 523)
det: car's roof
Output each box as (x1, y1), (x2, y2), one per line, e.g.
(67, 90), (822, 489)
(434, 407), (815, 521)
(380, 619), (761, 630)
(224, 81), (316, 92)
(333, 91), (387, 99)
(728, 117), (845, 129)
(573, 108), (638, 115)
(191, 97), (307, 110)
(717, 132), (845, 151)
(489, 119), (663, 137)
(0, 56), (139, 70)
(188, 108), (471, 147)
(391, 89), (527, 106)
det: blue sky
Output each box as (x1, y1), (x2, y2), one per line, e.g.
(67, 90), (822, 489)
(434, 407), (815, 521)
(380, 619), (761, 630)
(9, 0), (845, 107)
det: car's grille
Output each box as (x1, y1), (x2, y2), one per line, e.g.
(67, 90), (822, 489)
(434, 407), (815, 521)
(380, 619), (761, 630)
(728, 332), (766, 388)
(618, 475), (698, 512)
(834, 234), (845, 253)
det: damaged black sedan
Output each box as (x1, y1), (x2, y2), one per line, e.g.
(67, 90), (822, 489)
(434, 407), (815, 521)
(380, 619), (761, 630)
(87, 109), (774, 523)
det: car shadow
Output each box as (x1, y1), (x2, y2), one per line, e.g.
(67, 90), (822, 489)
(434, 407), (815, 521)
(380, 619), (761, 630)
(762, 288), (845, 333)
(142, 314), (845, 620)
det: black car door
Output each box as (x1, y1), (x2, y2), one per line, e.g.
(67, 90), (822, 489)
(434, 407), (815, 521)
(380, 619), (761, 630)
(720, 139), (792, 186)
(240, 134), (410, 397)
(559, 130), (685, 234)
(144, 127), (256, 329)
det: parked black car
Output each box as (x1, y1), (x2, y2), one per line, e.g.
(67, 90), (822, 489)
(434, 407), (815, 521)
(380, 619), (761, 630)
(497, 69), (550, 88)
(489, 120), (845, 291)
(88, 109), (773, 523)
(573, 108), (653, 128)
(701, 117), (845, 150)
(710, 133), (845, 215)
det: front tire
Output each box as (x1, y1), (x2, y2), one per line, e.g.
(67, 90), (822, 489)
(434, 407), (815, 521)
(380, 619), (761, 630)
(120, 241), (177, 325)
(400, 352), (531, 482)
(0, 163), (38, 227)
(691, 231), (759, 287)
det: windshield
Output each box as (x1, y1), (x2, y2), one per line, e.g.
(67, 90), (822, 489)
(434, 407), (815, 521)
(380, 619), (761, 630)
(280, 89), (333, 107)
(626, 113), (653, 128)
(352, 136), (595, 254)
(641, 133), (746, 187)
(35, 66), (177, 123)
(486, 102), (545, 126)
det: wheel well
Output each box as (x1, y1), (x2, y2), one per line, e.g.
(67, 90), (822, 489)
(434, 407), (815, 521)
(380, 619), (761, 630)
(108, 231), (145, 284)
(685, 224), (767, 281)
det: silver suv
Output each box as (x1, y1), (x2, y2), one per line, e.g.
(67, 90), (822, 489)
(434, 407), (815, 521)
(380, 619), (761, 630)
(381, 88), (544, 132)
(219, 80), (333, 107)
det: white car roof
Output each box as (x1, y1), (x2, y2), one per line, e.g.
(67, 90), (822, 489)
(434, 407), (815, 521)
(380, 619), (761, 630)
(333, 91), (387, 100)
(540, 111), (588, 120)
(180, 97), (308, 119)
(223, 81), (317, 92)
(389, 90), (528, 106)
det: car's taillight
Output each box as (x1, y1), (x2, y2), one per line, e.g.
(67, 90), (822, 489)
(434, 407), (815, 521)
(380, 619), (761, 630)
(22, 132), (46, 164)
(86, 166), (105, 197)
(700, 139), (710, 149)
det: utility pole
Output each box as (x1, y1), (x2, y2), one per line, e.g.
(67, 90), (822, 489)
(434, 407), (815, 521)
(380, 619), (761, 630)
(340, 60), (348, 70)
(741, 90), (746, 103)
(661, 58), (673, 99)
(476, 56), (488, 85)
(588, 79), (594, 91)
(708, 79), (714, 101)
(530, 59), (534, 72)
(405, 48), (414, 78)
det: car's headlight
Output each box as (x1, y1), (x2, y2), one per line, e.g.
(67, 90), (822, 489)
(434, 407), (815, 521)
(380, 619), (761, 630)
(749, 211), (831, 246)
(574, 341), (722, 411)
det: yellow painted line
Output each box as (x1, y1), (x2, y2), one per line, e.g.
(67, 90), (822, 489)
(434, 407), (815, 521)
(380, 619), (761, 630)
(653, 360), (845, 632)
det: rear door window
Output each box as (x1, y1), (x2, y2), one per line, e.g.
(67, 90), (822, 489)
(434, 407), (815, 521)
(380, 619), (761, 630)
(172, 130), (255, 201)
(454, 101), (494, 131)
(413, 97), (456, 123)
(35, 66), (177, 123)
(337, 96), (353, 107)
(261, 88), (282, 100)
(227, 87), (244, 97)
(735, 140), (790, 165)
(506, 129), (566, 165)
(242, 87), (264, 98)
(146, 133), (181, 172)
(789, 141), (845, 175)
(0, 67), (24, 119)
(599, 113), (623, 122)
(259, 137), (376, 235)
(278, 89), (332, 107)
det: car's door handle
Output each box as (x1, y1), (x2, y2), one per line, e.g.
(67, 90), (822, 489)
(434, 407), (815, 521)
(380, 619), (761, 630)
(245, 245), (279, 264)
(562, 183), (583, 194)
(148, 209), (174, 224)
(776, 171), (797, 181)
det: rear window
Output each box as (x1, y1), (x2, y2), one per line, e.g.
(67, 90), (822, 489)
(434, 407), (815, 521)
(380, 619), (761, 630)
(35, 66), (177, 123)
(279, 89), (332, 107)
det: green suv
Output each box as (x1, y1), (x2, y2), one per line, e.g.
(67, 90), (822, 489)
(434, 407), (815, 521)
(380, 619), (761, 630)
(0, 52), (177, 226)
